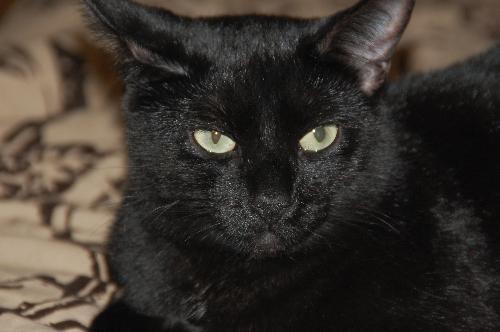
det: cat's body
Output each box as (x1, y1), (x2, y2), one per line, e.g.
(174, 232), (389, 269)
(84, 0), (500, 331)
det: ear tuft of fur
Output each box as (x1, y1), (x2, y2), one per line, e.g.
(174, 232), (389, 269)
(312, 0), (415, 95)
(81, 0), (190, 76)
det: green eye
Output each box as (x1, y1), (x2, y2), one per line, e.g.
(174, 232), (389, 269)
(193, 130), (236, 154)
(299, 125), (339, 152)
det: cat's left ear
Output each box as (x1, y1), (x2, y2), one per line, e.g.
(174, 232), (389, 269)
(309, 0), (415, 95)
(83, 0), (191, 76)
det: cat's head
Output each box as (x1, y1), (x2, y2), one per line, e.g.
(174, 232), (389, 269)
(84, 0), (414, 258)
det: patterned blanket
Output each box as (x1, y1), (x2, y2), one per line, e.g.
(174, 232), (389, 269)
(0, 0), (497, 331)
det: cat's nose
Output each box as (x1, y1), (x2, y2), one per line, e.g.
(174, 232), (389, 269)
(249, 171), (293, 221)
(246, 155), (294, 221)
(253, 189), (290, 219)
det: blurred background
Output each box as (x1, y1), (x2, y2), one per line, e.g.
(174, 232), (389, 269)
(0, 0), (498, 331)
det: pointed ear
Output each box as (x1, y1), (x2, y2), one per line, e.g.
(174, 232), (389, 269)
(82, 0), (190, 76)
(311, 0), (415, 95)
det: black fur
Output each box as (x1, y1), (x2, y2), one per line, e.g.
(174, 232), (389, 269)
(83, 0), (500, 330)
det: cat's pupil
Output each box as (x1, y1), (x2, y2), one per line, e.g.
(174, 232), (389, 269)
(313, 127), (326, 142)
(211, 131), (222, 144)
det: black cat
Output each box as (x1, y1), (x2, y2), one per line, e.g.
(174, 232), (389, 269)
(83, 0), (500, 330)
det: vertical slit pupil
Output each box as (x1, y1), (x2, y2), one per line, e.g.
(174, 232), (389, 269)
(313, 127), (326, 142)
(211, 131), (222, 144)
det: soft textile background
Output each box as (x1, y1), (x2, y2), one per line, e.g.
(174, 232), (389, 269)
(0, 0), (498, 331)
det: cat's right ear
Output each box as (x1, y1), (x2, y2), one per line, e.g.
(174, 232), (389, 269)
(82, 0), (191, 76)
(305, 0), (415, 95)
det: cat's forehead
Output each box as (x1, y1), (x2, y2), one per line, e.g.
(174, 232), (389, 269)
(180, 16), (318, 62)
(167, 17), (364, 133)
(190, 56), (357, 138)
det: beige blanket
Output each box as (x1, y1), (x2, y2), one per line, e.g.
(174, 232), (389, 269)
(0, 0), (497, 331)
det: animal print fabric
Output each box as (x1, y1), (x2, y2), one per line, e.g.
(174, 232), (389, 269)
(0, 0), (497, 331)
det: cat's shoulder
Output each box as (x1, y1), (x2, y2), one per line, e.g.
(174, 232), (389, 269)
(387, 45), (500, 137)
(391, 45), (500, 93)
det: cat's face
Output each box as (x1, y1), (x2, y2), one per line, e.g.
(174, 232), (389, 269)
(85, 0), (414, 257)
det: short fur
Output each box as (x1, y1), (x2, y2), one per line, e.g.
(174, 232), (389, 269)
(83, 0), (500, 330)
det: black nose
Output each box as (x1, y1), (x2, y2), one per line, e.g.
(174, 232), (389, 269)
(246, 150), (295, 222)
(253, 189), (290, 220)
(248, 163), (293, 222)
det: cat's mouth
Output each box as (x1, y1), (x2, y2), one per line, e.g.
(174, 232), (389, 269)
(251, 231), (285, 258)
(245, 202), (329, 258)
